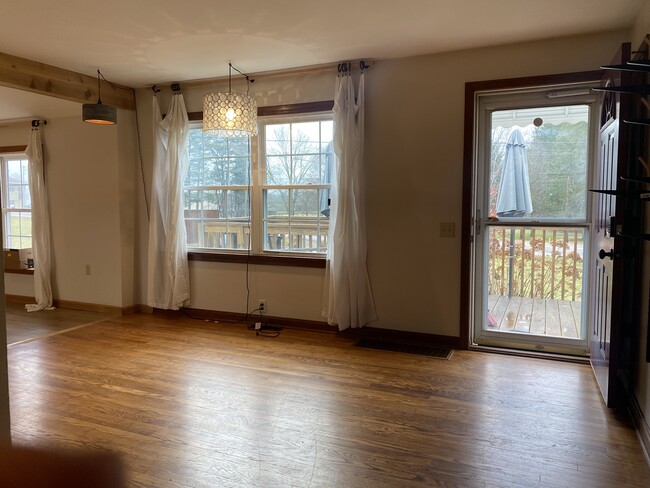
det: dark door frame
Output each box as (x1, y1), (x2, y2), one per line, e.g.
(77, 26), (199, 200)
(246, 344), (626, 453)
(460, 70), (603, 350)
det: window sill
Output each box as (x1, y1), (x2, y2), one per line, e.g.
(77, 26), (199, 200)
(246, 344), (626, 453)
(188, 251), (326, 269)
(4, 268), (34, 275)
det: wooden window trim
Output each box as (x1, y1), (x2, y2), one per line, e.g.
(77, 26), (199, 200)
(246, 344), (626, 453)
(0, 145), (28, 153)
(187, 100), (333, 268)
(4, 268), (34, 275)
(187, 100), (334, 121)
(188, 251), (326, 268)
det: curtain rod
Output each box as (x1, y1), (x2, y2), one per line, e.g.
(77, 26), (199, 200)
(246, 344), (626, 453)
(150, 59), (374, 91)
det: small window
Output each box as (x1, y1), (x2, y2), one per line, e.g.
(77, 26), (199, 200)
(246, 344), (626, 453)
(0, 154), (32, 249)
(184, 129), (252, 250)
(261, 117), (333, 253)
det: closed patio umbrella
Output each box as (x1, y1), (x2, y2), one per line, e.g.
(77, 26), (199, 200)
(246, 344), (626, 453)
(496, 128), (532, 297)
(496, 128), (532, 218)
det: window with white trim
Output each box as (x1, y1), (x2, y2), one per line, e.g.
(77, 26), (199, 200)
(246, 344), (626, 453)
(0, 153), (32, 249)
(184, 131), (251, 249)
(260, 116), (333, 253)
(184, 111), (333, 255)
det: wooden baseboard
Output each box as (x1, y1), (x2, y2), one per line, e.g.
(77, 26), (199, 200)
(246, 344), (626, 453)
(629, 393), (650, 468)
(143, 306), (336, 333)
(5, 295), (133, 315)
(340, 326), (462, 349)
(140, 304), (462, 344)
(54, 299), (131, 315)
(5, 294), (33, 304)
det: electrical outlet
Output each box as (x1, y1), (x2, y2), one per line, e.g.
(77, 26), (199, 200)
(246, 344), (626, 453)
(440, 222), (455, 238)
(258, 299), (266, 312)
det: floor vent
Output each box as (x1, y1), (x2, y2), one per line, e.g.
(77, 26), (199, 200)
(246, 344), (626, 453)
(355, 339), (454, 359)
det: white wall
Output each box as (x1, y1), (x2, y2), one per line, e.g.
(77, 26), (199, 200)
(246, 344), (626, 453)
(135, 30), (627, 334)
(0, 115), (137, 308)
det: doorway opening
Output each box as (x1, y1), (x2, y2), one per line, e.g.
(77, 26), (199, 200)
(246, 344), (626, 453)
(463, 74), (602, 356)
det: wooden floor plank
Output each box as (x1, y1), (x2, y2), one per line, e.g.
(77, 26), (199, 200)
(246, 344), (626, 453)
(529, 298), (547, 336)
(559, 300), (579, 338)
(6, 312), (650, 487)
(572, 300), (583, 336)
(5, 301), (117, 345)
(500, 296), (522, 331)
(491, 295), (509, 329)
(515, 297), (533, 333)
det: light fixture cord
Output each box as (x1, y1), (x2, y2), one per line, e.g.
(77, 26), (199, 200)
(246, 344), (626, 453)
(228, 62), (232, 93)
(96, 69), (102, 104)
(229, 63), (253, 95)
(96, 69), (124, 100)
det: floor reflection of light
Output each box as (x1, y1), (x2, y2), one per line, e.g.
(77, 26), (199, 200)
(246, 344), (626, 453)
(8, 340), (49, 441)
(178, 360), (332, 486)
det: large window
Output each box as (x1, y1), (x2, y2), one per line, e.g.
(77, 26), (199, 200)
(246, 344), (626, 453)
(184, 111), (333, 255)
(0, 153), (32, 249)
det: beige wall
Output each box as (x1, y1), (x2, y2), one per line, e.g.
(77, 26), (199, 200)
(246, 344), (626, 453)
(136, 30), (627, 334)
(0, 115), (137, 308)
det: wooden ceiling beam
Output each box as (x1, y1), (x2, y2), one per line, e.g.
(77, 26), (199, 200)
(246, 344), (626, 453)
(0, 51), (135, 110)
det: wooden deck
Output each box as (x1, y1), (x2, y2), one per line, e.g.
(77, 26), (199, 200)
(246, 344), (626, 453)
(488, 294), (582, 338)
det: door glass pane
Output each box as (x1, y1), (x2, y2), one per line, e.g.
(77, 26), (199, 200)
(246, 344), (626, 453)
(489, 105), (589, 220)
(486, 226), (585, 339)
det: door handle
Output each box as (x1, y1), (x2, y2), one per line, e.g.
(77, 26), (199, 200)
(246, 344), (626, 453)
(599, 249), (615, 260)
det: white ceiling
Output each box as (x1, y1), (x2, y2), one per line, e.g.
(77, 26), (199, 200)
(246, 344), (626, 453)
(0, 0), (644, 121)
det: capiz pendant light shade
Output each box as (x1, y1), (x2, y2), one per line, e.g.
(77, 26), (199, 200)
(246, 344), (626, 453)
(203, 63), (257, 137)
(203, 92), (257, 137)
(83, 69), (117, 125)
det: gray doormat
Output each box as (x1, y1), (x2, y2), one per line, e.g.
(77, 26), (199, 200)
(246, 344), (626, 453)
(355, 338), (454, 359)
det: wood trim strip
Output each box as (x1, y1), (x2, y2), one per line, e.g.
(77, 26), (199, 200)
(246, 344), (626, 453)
(188, 251), (326, 269)
(7, 321), (103, 348)
(4, 294), (33, 305)
(460, 70), (604, 351)
(464, 70), (603, 93)
(152, 306), (336, 333)
(187, 100), (335, 122)
(629, 393), (650, 467)
(258, 101), (334, 117)
(4, 295), (132, 314)
(53, 299), (128, 315)
(4, 269), (34, 275)
(340, 326), (462, 349)
(0, 145), (28, 153)
(0, 51), (135, 110)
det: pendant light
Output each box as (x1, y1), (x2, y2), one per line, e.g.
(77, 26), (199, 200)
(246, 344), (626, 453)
(203, 63), (257, 137)
(82, 69), (117, 125)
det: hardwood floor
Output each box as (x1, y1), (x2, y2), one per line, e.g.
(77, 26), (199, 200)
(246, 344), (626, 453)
(5, 301), (117, 345)
(6, 312), (650, 487)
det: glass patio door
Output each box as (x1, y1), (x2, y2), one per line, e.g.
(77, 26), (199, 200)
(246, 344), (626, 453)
(473, 88), (597, 354)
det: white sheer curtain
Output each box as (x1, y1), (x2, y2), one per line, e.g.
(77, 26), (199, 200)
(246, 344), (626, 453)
(25, 125), (54, 312)
(323, 73), (377, 330)
(146, 94), (190, 310)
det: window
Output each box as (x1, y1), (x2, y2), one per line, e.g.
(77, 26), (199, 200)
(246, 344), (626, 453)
(261, 117), (333, 253)
(184, 131), (251, 250)
(0, 153), (32, 249)
(184, 110), (333, 256)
